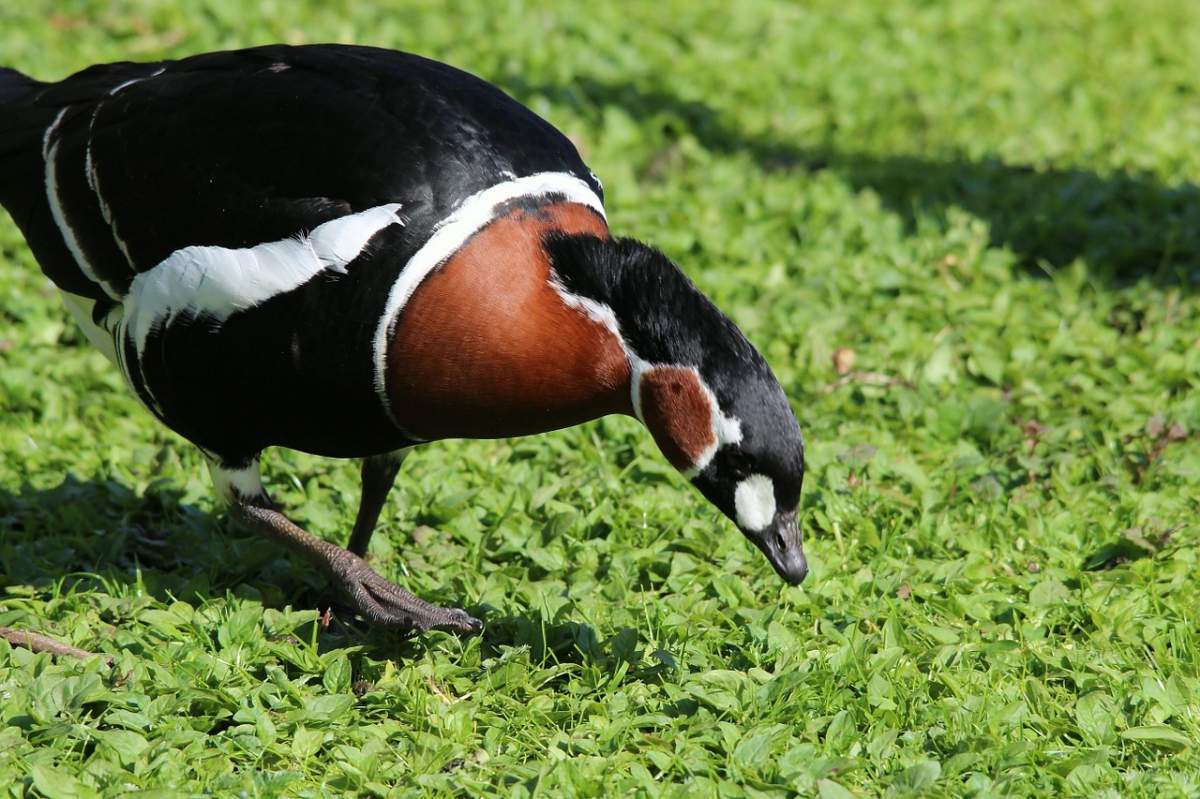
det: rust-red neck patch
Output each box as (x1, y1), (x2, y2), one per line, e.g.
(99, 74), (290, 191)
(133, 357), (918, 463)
(638, 365), (717, 472)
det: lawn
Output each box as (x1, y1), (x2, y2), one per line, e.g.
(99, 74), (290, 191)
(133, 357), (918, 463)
(2, 0), (1200, 796)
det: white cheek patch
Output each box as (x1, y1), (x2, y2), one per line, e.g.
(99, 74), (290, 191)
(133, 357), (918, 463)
(734, 474), (776, 532)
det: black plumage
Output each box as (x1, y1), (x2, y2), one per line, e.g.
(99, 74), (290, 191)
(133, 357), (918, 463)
(1, 44), (602, 461)
(3, 45), (599, 283)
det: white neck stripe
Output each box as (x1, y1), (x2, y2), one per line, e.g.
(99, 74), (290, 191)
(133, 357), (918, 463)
(372, 171), (606, 429)
(553, 284), (745, 480)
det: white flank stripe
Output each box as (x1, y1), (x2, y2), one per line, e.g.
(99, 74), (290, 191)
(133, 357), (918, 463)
(58, 291), (147, 405)
(124, 204), (403, 356)
(43, 109), (122, 301)
(371, 171), (606, 426)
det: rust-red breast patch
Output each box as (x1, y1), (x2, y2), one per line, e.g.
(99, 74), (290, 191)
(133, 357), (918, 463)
(386, 202), (632, 439)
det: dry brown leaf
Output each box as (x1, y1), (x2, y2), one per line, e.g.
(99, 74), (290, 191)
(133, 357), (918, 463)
(832, 347), (856, 375)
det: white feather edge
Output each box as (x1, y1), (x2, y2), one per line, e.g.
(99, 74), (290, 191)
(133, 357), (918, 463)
(107, 68), (164, 97)
(85, 106), (136, 269)
(43, 108), (123, 302)
(43, 70), (168, 304)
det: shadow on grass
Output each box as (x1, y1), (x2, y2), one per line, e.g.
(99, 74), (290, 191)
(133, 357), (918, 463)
(502, 75), (1200, 290)
(0, 475), (477, 661)
(0, 476), (668, 683)
(483, 612), (642, 660)
(0, 474), (235, 597)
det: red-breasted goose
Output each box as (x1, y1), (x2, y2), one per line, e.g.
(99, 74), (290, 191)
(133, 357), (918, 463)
(0, 45), (806, 633)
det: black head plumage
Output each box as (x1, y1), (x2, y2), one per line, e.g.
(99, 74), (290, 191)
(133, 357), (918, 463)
(546, 232), (807, 583)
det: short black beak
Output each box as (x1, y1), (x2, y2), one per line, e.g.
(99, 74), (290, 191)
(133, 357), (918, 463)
(751, 512), (808, 585)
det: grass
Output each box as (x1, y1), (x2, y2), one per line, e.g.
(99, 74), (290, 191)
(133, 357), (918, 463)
(2, 0), (1200, 795)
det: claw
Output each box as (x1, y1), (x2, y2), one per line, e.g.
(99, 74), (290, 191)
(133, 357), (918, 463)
(232, 502), (480, 635)
(430, 608), (484, 634)
(337, 554), (481, 633)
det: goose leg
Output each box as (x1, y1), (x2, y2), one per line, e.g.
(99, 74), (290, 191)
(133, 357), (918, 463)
(347, 449), (408, 556)
(209, 457), (480, 633)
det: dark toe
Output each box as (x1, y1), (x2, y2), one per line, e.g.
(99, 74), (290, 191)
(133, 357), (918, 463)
(435, 609), (483, 634)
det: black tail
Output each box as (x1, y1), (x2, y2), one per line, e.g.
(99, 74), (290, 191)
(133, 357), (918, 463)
(0, 67), (39, 105)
